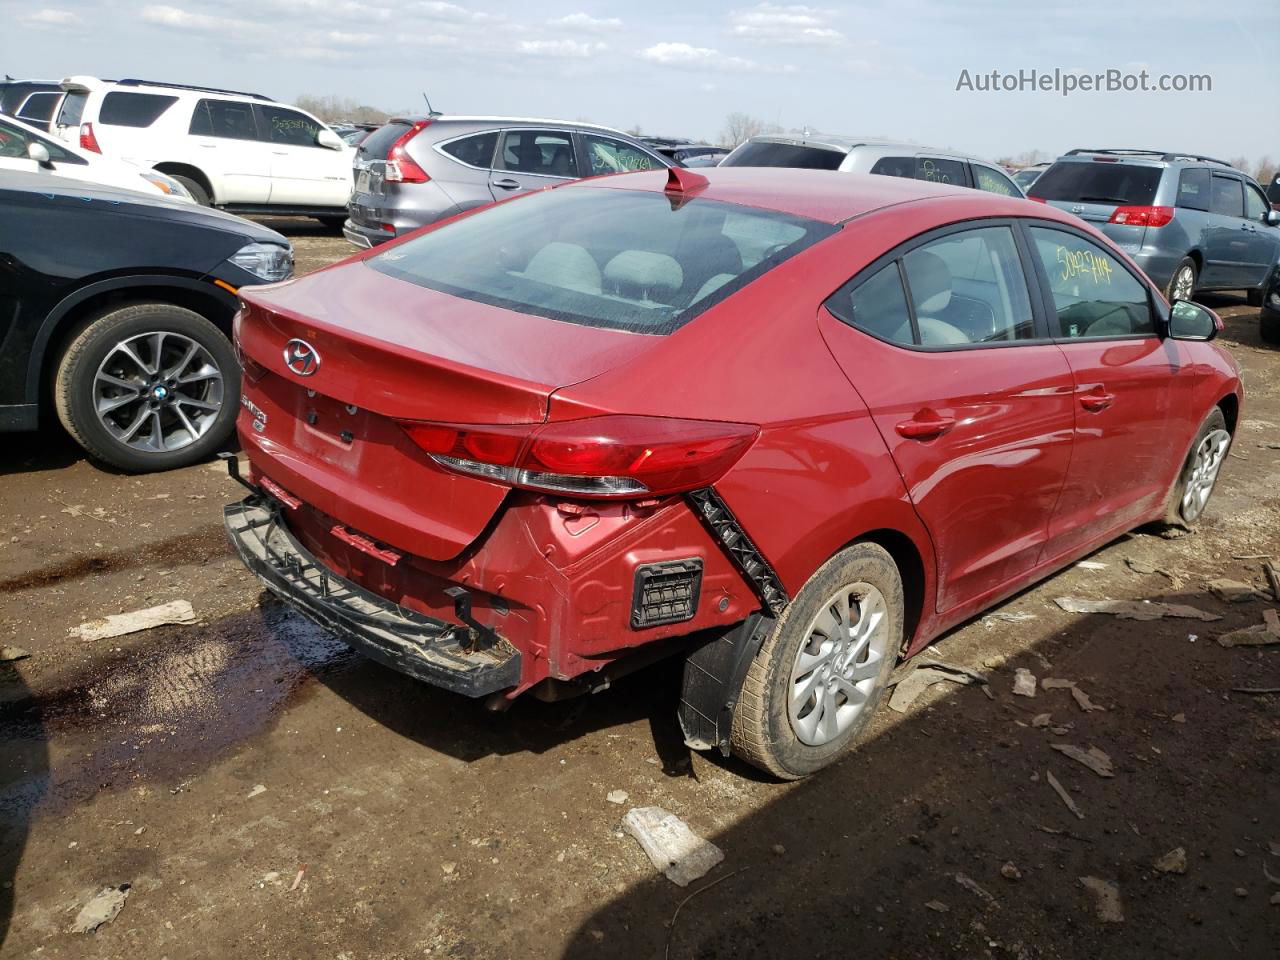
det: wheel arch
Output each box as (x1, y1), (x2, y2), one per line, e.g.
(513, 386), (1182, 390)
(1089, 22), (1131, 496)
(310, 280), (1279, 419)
(1217, 391), (1239, 435)
(843, 527), (928, 657)
(151, 162), (215, 203)
(28, 275), (239, 408)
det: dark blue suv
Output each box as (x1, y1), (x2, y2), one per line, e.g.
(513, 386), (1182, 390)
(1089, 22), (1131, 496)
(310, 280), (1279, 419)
(1029, 149), (1280, 305)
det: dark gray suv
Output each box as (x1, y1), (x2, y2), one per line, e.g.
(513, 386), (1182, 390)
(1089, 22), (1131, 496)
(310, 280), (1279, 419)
(344, 116), (670, 247)
(1028, 149), (1280, 304)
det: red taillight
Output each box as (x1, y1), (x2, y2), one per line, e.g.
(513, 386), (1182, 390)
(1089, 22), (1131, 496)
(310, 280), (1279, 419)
(1108, 205), (1174, 228)
(385, 120), (431, 184)
(79, 122), (101, 153)
(399, 415), (759, 498)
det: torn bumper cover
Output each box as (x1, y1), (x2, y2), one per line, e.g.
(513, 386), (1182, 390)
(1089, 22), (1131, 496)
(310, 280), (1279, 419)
(224, 497), (522, 697)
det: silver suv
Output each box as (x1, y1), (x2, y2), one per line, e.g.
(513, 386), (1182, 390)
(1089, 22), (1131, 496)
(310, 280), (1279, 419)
(1028, 149), (1280, 304)
(344, 116), (670, 247)
(720, 134), (1025, 197)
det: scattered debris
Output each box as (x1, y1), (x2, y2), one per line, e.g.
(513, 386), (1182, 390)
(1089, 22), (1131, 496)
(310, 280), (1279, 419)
(1079, 876), (1124, 923)
(983, 654), (1007, 669)
(1000, 862), (1022, 880)
(1050, 743), (1115, 778)
(1232, 687), (1280, 695)
(1264, 561), (1280, 602)
(1271, 892), (1280, 906)
(1054, 597), (1220, 622)
(954, 872), (997, 906)
(255, 871), (281, 889)
(1041, 678), (1106, 712)
(1075, 560), (1108, 570)
(1234, 887), (1249, 898)
(1217, 609), (1280, 648)
(1012, 668), (1037, 698)
(606, 790), (629, 805)
(1172, 713), (1186, 723)
(982, 611), (1037, 627)
(1153, 847), (1187, 875)
(1032, 713), (1053, 728)
(71, 600), (196, 642)
(70, 884), (130, 933)
(771, 844), (785, 856)
(665, 867), (748, 959)
(441, 862), (456, 876)
(1263, 862), (1280, 886)
(887, 664), (984, 713)
(924, 900), (950, 913)
(55, 499), (117, 524)
(1207, 578), (1261, 604)
(247, 784), (267, 799)
(622, 807), (725, 887)
(1124, 558), (1184, 587)
(1047, 770), (1084, 820)
(290, 865), (306, 891)
(0, 645), (31, 662)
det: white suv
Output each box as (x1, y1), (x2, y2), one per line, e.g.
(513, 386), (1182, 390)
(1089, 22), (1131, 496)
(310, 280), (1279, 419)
(53, 77), (354, 224)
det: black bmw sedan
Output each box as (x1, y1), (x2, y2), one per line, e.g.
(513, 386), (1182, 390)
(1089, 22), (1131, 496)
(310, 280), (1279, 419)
(0, 170), (293, 471)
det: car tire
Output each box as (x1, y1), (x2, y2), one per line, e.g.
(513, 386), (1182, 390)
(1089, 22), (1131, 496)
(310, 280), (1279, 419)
(1246, 288), (1263, 308)
(170, 175), (210, 207)
(731, 542), (903, 780)
(1165, 258), (1197, 303)
(54, 303), (240, 473)
(1262, 309), (1280, 345)
(1162, 407), (1230, 528)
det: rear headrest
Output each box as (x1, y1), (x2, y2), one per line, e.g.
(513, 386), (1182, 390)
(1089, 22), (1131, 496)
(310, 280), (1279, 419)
(905, 250), (952, 315)
(604, 250), (683, 295)
(520, 242), (601, 293)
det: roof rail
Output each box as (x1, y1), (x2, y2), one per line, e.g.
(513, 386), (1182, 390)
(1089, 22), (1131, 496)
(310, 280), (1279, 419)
(1065, 147), (1232, 167)
(115, 78), (274, 101)
(1157, 152), (1232, 167)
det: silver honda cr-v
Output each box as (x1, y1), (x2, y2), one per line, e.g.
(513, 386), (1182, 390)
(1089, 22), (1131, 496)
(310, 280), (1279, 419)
(344, 115), (670, 247)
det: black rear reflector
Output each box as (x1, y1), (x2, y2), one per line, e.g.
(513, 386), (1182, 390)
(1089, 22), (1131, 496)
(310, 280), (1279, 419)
(632, 559), (702, 628)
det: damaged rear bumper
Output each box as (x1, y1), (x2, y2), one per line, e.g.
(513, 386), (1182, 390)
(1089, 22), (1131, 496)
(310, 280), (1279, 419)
(224, 497), (522, 697)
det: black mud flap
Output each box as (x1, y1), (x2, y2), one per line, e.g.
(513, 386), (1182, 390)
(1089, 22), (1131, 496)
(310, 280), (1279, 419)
(678, 612), (775, 756)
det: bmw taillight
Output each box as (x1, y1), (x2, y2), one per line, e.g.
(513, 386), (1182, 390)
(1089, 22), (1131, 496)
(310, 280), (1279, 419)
(1108, 205), (1174, 227)
(398, 415), (759, 498)
(385, 120), (431, 184)
(79, 122), (101, 153)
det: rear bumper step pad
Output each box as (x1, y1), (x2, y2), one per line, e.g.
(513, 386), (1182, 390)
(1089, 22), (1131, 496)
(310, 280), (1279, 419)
(224, 497), (521, 697)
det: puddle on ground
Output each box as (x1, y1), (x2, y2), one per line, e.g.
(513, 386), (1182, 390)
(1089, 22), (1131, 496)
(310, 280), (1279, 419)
(0, 598), (353, 821)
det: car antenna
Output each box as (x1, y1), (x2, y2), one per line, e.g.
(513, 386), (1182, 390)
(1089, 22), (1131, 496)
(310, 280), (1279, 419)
(422, 92), (441, 118)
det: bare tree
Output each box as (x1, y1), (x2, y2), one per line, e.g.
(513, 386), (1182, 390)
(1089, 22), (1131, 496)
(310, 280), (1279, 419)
(720, 112), (766, 148)
(294, 94), (393, 125)
(1253, 155), (1275, 186)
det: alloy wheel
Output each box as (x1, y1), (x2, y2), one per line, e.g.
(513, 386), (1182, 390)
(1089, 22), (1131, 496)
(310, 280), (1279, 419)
(787, 582), (889, 746)
(1180, 428), (1231, 521)
(1172, 266), (1195, 302)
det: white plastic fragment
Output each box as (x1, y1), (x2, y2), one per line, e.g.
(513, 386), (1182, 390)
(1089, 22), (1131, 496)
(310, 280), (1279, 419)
(1012, 668), (1037, 698)
(622, 806), (724, 887)
(71, 600), (196, 641)
(70, 884), (130, 933)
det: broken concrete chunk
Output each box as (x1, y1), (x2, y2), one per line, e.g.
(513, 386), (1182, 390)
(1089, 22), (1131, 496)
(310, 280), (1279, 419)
(1000, 862), (1022, 880)
(70, 884), (130, 933)
(1079, 876), (1124, 923)
(1054, 597), (1221, 622)
(1050, 743), (1114, 778)
(622, 807), (724, 887)
(1125, 558), (1158, 575)
(1069, 685), (1106, 713)
(1042, 678), (1075, 690)
(1032, 713), (1053, 728)
(1207, 579), (1260, 604)
(72, 600), (196, 642)
(1217, 610), (1280, 648)
(954, 871), (997, 906)
(924, 899), (950, 913)
(606, 790), (628, 805)
(1047, 769), (1084, 820)
(1012, 668), (1037, 698)
(1153, 847), (1187, 875)
(0, 645), (31, 662)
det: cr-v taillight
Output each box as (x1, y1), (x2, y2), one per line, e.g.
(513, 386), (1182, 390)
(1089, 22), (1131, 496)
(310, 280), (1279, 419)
(385, 120), (432, 184)
(79, 122), (101, 153)
(1108, 205), (1174, 227)
(398, 415), (759, 498)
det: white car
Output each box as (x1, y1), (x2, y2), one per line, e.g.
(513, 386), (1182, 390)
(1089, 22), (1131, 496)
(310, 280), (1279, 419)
(0, 112), (191, 199)
(53, 77), (354, 224)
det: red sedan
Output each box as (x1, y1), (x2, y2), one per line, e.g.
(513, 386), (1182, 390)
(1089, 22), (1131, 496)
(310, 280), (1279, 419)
(225, 166), (1241, 779)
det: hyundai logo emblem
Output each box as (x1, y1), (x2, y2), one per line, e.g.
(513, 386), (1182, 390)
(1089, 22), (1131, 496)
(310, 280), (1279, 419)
(283, 338), (320, 377)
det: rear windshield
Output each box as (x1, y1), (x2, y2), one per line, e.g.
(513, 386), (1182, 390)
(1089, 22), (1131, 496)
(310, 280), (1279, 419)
(16, 92), (61, 125)
(1028, 161), (1162, 205)
(722, 140), (844, 170)
(358, 121), (411, 161)
(56, 91), (88, 128)
(369, 186), (836, 335)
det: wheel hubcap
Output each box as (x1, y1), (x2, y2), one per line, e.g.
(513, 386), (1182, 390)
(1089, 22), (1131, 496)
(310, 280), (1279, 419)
(1180, 428), (1230, 520)
(93, 331), (224, 454)
(1173, 267), (1194, 302)
(787, 582), (888, 747)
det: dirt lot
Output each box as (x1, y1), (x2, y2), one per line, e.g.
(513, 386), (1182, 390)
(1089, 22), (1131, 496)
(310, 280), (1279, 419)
(2, 220), (1278, 959)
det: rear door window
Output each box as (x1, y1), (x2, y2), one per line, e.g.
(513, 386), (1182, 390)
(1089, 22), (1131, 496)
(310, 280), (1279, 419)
(1176, 168), (1210, 210)
(99, 92), (178, 127)
(915, 157), (967, 187)
(15, 92), (61, 126)
(1028, 162), (1162, 205)
(190, 99), (259, 140)
(1029, 226), (1154, 339)
(580, 134), (660, 176)
(1209, 175), (1244, 217)
(724, 140), (844, 170)
(56, 91), (88, 128)
(255, 105), (323, 147)
(497, 129), (576, 177)
(440, 131), (497, 169)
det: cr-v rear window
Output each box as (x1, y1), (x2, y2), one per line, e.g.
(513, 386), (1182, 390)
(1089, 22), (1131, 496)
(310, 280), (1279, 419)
(1028, 161), (1162, 205)
(99, 92), (178, 127)
(370, 186), (836, 335)
(358, 121), (412, 160)
(56, 91), (88, 128)
(723, 140), (845, 170)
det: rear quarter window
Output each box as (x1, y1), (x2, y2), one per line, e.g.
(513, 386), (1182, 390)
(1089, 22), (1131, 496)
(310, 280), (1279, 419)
(1176, 168), (1210, 211)
(1028, 161), (1162, 205)
(99, 92), (179, 127)
(440, 132), (497, 168)
(724, 141), (844, 170)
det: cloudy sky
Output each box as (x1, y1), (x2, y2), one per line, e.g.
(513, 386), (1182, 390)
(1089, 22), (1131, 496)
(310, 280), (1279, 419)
(3, 0), (1276, 162)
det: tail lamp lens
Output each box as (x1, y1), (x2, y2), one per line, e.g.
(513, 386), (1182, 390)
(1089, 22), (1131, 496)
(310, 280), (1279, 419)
(1108, 205), (1174, 227)
(79, 122), (101, 153)
(385, 120), (432, 184)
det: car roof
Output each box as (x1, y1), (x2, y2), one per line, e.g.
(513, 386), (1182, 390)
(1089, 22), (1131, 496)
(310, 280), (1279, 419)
(744, 133), (1000, 164)
(390, 114), (637, 136)
(1057, 148), (1233, 168)
(571, 167), (1068, 225)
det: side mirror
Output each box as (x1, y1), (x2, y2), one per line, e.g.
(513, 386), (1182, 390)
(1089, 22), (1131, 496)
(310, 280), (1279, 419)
(27, 141), (52, 167)
(1168, 299), (1218, 341)
(316, 129), (344, 150)
(1265, 209), (1280, 227)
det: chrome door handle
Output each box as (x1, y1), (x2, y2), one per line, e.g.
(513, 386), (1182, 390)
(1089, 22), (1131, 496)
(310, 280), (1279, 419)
(491, 178), (520, 190)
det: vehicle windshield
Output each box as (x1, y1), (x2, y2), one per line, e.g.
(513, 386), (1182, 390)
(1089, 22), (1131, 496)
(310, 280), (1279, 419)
(1028, 161), (1161, 205)
(722, 140), (845, 170)
(369, 185), (836, 335)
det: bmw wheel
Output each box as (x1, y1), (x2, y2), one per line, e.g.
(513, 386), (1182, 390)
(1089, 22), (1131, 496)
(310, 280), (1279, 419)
(731, 543), (902, 779)
(54, 303), (240, 473)
(1166, 257), (1197, 304)
(1163, 408), (1231, 528)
